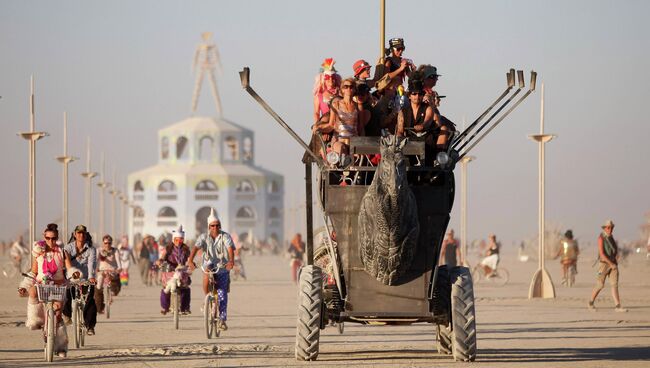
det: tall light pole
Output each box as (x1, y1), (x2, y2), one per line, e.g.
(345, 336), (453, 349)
(97, 152), (110, 238)
(119, 191), (128, 238)
(109, 167), (120, 239)
(460, 155), (475, 267)
(81, 138), (97, 229)
(528, 83), (556, 299)
(56, 112), (77, 239)
(18, 76), (48, 258)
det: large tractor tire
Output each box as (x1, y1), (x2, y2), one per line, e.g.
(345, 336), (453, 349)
(450, 267), (477, 362)
(436, 324), (453, 355)
(295, 265), (323, 361)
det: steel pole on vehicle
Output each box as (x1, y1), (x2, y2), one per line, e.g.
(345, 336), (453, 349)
(453, 69), (515, 148)
(379, 0), (385, 64)
(456, 70), (523, 153)
(459, 71), (538, 159)
(238, 67), (324, 169)
(528, 83), (556, 299)
(460, 155), (475, 267)
(305, 163), (314, 265)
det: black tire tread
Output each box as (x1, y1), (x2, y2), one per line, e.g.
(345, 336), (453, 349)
(295, 265), (322, 361)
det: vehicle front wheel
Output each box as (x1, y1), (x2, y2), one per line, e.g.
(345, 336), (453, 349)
(450, 267), (477, 362)
(295, 265), (322, 361)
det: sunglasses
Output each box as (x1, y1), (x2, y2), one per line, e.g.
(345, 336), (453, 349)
(323, 74), (336, 81)
(410, 92), (423, 96)
(45, 236), (58, 241)
(342, 85), (355, 90)
(209, 223), (221, 228)
(394, 47), (405, 51)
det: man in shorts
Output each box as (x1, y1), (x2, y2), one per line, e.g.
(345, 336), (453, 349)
(588, 220), (627, 312)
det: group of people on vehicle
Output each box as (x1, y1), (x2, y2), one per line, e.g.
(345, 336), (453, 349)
(310, 37), (455, 168)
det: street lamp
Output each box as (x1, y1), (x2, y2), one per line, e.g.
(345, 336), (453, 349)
(528, 83), (557, 299)
(81, 137), (97, 230)
(459, 155), (475, 267)
(18, 76), (48, 258)
(109, 167), (120, 239)
(97, 152), (110, 238)
(56, 112), (77, 239)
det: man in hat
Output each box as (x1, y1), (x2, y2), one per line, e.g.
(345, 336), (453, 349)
(158, 225), (192, 315)
(555, 229), (580, 285)
(62, 224), (98, 335)
(188, 208), (235, 330)
(589, 220), (627, 312)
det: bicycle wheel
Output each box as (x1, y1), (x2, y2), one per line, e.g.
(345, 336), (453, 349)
(105, 286), (111, 319)
(173, 292), (179, 330)
(495, 268), (509, 286)
(204, 295), (214, 339)
(45, 307), (55, 362)
(79, 306), (85, 347)
(72, 301), (80, 348)
(214, 296), (221, 337)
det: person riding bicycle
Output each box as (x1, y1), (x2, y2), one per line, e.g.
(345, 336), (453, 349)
(95, 235), (122, 314)
(480, 234), (501, 278)
(157, 225), (192, 315)
(17, 224), (76, 358)
(117, 235), (135, 286)
(554, 229), (579, 285)
(188, 208), (235, 331)
(62, 224), (98, 336)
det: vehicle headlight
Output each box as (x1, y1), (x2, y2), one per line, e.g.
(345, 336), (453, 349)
(436, 152), (449, 166)
(326, 151), (340, 165)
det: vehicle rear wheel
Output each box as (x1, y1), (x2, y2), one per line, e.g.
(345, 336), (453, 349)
(450, 267), (477, 362)
(436, 324), (452, 355)
(295, 265), (322, 361)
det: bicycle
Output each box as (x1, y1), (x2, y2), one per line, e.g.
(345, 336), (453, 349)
(23, 273), (67, 362)
(471, 263), (509, 286)
(69, 279), (93, 349)
(160, 263), (190, 330)
(202, 265), (224, 339)
(99, 270), (117, 319)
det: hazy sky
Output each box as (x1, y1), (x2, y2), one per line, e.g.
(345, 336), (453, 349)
(1, 0), (649, 248)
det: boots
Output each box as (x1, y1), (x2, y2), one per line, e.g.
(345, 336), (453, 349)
(25, 300), (44, 330)
(54, 323), (68, 357)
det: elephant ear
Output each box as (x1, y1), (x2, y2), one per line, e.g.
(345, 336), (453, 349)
(396, 136), (408, 152)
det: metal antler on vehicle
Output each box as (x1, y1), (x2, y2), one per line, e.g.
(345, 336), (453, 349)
(458, 70), (537, 158)
(239, 67), (325, 168)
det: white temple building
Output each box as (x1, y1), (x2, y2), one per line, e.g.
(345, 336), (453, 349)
(127, 33), (283, 244)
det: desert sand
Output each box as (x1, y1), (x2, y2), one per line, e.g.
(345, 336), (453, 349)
(1, 249), (649, 367)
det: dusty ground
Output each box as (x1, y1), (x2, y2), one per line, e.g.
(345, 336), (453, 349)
(0, 250), (649, 367)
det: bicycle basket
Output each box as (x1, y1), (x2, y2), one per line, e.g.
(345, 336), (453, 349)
(36, 284), (67, 303)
